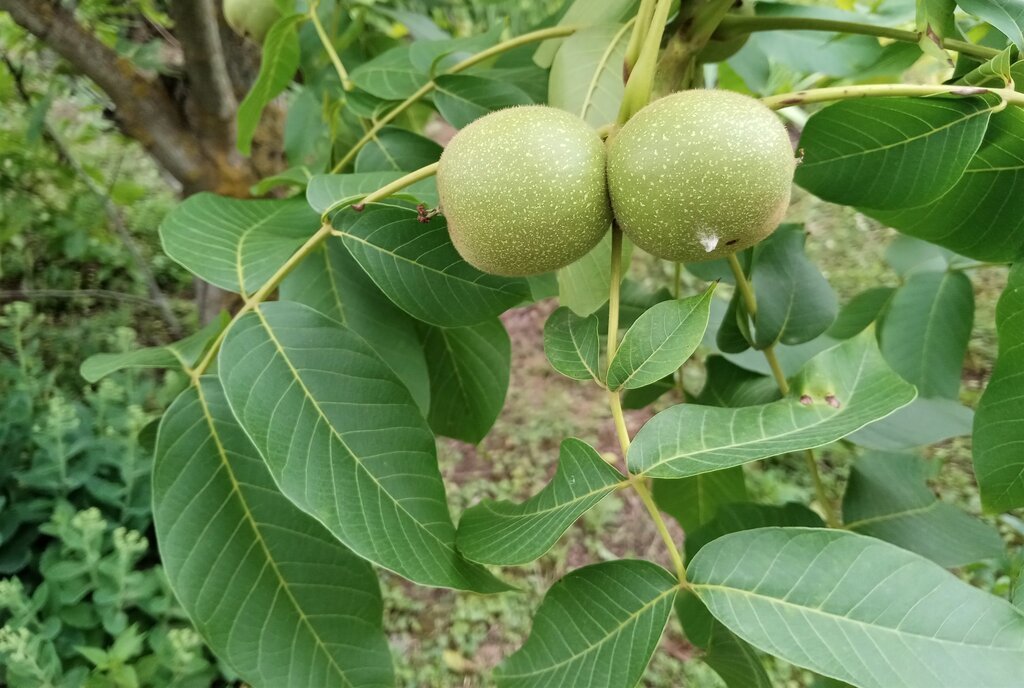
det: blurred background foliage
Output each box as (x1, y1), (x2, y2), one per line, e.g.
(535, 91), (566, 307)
(1, 0), (1020, 686)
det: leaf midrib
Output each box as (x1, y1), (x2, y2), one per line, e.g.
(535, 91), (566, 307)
(610, 297), (704, 389)
(497, 584), (678, 680)
(578, 21), (634, 122)
(800, 102), (995, 168)
(635, 345), (879, 476)
(251, 306), (464, 567)
(193, 382), (355, 687)
(339, 225), (520, 296)
(692, 582), (1024, 652)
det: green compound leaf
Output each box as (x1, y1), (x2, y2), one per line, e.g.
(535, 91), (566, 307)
(748, 226), (838, 348)
(974, 263), (1024, 511)
(280, 241), (430, 413)
(354, 127), (443, 173)
(796, 96), (997, 209)
(456, 439), (625, 565)
(558, 231), (631, 317)
(607, 286), (714, 391)
(433, 74), (534, 129)
(495, 560), (678, 687)
(653, 469), (748, 535)
(843, 451), (1003, 567)
(866, 107), (1024, 262)
(676, 591), (772, 688)
(335, 205), (529, 327)
(543, 307), (602, 382)
(628, 331), (916, 478)
(159, 194), (318, 295)
(236, 14), (304, 156)
(218, 301), (509, 593)
(350, 46), (429, 100)
(690, 528), (1024, 688)
(421, 318), (510, 444)
(306, 173), (438, 214)
(879, 270), (974, 400)
(154, 378), (393, 688)
(81, 314), (228, 382)
(548, 23), (632, 128)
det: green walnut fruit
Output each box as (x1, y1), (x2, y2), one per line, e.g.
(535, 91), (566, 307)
(607, 89), (795, 263)
(223, 0), (280, 44)
(436, 106), (612, 277)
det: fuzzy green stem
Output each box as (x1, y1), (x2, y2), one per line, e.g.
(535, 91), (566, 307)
(618, 0), (674, 124)
(330, 25), (578, 173)
(726, 255), (840, 527)
(309, 0), (352, 90)
(726, 254), (758, 317)
(606, 229), (686, 582)
(624, 0), (657, 76)
(762, 346), (789, 394)
(190, 223), (333, 381)
(716, 14), (1000, 61)
(321, 162), (440, 220)
(763, 83), (1024, 110)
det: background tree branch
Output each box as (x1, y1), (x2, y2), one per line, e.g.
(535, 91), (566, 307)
(0, 0), (218, 190)
(168, 0), (238, 146)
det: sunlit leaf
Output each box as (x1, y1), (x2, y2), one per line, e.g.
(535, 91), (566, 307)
(628, 331), (916, 478)
(690, 528), (1024, 688)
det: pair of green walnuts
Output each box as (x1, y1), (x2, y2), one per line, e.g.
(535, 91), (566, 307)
(437, 89), (796, 276)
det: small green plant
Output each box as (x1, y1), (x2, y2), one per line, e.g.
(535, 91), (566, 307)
(0, 302), (226, 687)
(15, 0), (1024, 686)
